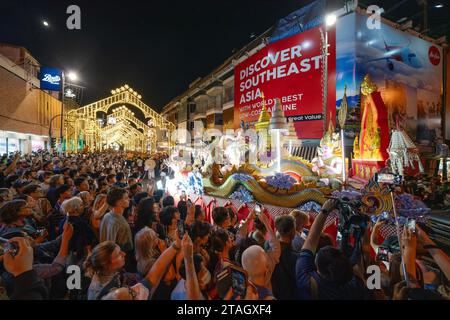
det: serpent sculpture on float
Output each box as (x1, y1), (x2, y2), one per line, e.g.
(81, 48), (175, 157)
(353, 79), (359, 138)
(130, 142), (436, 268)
(202, 161), (328, 208)
(249, 158), (315, 178)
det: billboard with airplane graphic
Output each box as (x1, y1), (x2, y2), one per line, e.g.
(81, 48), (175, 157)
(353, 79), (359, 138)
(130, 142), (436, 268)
(335, 12), (443, 147)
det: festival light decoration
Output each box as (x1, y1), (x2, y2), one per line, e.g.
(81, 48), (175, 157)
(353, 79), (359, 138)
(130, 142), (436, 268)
(65, 85), (175, 153)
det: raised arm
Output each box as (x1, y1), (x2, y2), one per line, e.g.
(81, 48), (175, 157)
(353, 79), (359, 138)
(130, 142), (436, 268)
(401, 226), (417, 282)
(4, 237), (48, 300)
(417, 226), (450, 281)
(33, 222), (73, 279)
(184, 201), (195, 227)
(144, 232), (181, 287)
(302, 199), (338, 254)
(93, 197), (109, 220)
(370, 218), (385, 253)
(257, 212), (280, 268)
(182, 234), (203, 300)
(237, 209), (256, 242)
(4, 153), (20, 176)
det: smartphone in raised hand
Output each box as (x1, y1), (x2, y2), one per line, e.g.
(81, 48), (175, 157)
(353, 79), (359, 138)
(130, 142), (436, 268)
(177, 220), (185, 238)
(407, 219), (416, 234)
(0, 237), (18, 257)
(254, 202), (263, 215)
(216, 265), (248, 299)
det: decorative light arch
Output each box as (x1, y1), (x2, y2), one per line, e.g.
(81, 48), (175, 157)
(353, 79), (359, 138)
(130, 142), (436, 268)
(65, 85), (175, 153)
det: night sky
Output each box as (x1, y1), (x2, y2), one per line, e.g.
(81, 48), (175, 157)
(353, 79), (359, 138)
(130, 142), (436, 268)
(0, 0), (314, 111)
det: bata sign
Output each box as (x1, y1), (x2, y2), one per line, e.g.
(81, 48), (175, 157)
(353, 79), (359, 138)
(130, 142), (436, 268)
(234, 26), (336, 139)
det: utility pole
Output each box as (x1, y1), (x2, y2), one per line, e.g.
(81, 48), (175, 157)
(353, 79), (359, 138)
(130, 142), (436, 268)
(49, 114), (62, 153)
(417, 0), (428, 35)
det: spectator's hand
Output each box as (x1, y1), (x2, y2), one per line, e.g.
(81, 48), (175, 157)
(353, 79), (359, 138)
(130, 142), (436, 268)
(181, 234), (193, 260)
(244, 283), (258, 300)
(187, 199), (194, 211)
(416, 225), (436, 247)
(157, 238), (166, 252)
(3, 237), (33, 277)
(223, 287), (241, 300)
(401, 226), (417, 252)
(374, 216), (386, 229)
(392, 281), (409, 300)
(130, 283), (150, 300)
(147, 184), (154, 195)
(62, 221), (74, 243)
(247, 209), (257, 222)
(200, 248), (210, 263)
(321, 199), (339, 215)
(174, 229), (181, 250)
(34, 230), (48, 244)
(257, 211), (271, 230)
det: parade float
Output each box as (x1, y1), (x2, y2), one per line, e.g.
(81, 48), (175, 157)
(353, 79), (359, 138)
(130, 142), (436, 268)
(190, 93), (345, 210)
(166, 75), (432, 230)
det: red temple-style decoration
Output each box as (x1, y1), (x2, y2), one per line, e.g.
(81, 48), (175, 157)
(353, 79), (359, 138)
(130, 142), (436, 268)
(352, 75), (390, 181)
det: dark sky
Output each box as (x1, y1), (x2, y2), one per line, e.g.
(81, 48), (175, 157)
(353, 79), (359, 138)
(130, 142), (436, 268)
(0, 0), (314, 111)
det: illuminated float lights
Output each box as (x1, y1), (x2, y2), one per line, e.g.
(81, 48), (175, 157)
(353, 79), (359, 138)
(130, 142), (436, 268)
(110, 84), (142, 100)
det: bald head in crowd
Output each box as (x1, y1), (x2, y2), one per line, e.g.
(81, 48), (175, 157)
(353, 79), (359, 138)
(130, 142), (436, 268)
(242, 245), (269, 286)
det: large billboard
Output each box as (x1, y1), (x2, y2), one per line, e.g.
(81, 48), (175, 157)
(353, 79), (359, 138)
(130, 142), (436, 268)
(234, 25), (336, 139)
(335, 12), (443, 147)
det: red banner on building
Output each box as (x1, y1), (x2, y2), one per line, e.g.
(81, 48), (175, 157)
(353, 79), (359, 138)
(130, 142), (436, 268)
(234, 26), (336, 139)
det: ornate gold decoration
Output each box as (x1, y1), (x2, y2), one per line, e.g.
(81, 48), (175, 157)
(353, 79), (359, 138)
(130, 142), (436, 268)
(353, 134), (360, 158)
(361, 75), (378, 96)
(255, 91), (271, 131)
(361, 97), (383, 160)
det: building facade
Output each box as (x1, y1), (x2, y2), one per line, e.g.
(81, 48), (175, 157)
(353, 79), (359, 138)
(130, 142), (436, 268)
(162, 2), (449, 167)
(0, 43), (64, 154)
(162, 37), (266, 147)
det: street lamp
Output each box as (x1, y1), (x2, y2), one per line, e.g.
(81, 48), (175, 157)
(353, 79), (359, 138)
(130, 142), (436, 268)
(325, 14), (337, 27)
(322, 13), (337, 130)
(67, 71), (78, 82)
(42, 20), (49, 27)
(60, 70), (79, 154)
(49, 114), (61, 152)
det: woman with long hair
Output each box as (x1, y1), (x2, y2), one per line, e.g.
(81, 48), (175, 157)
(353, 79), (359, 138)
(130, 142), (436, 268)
(134, 227), (165, 276)
(134, 197), (157, 234)
(85, 236), (181, 300)
(91, 193), (109, 237)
